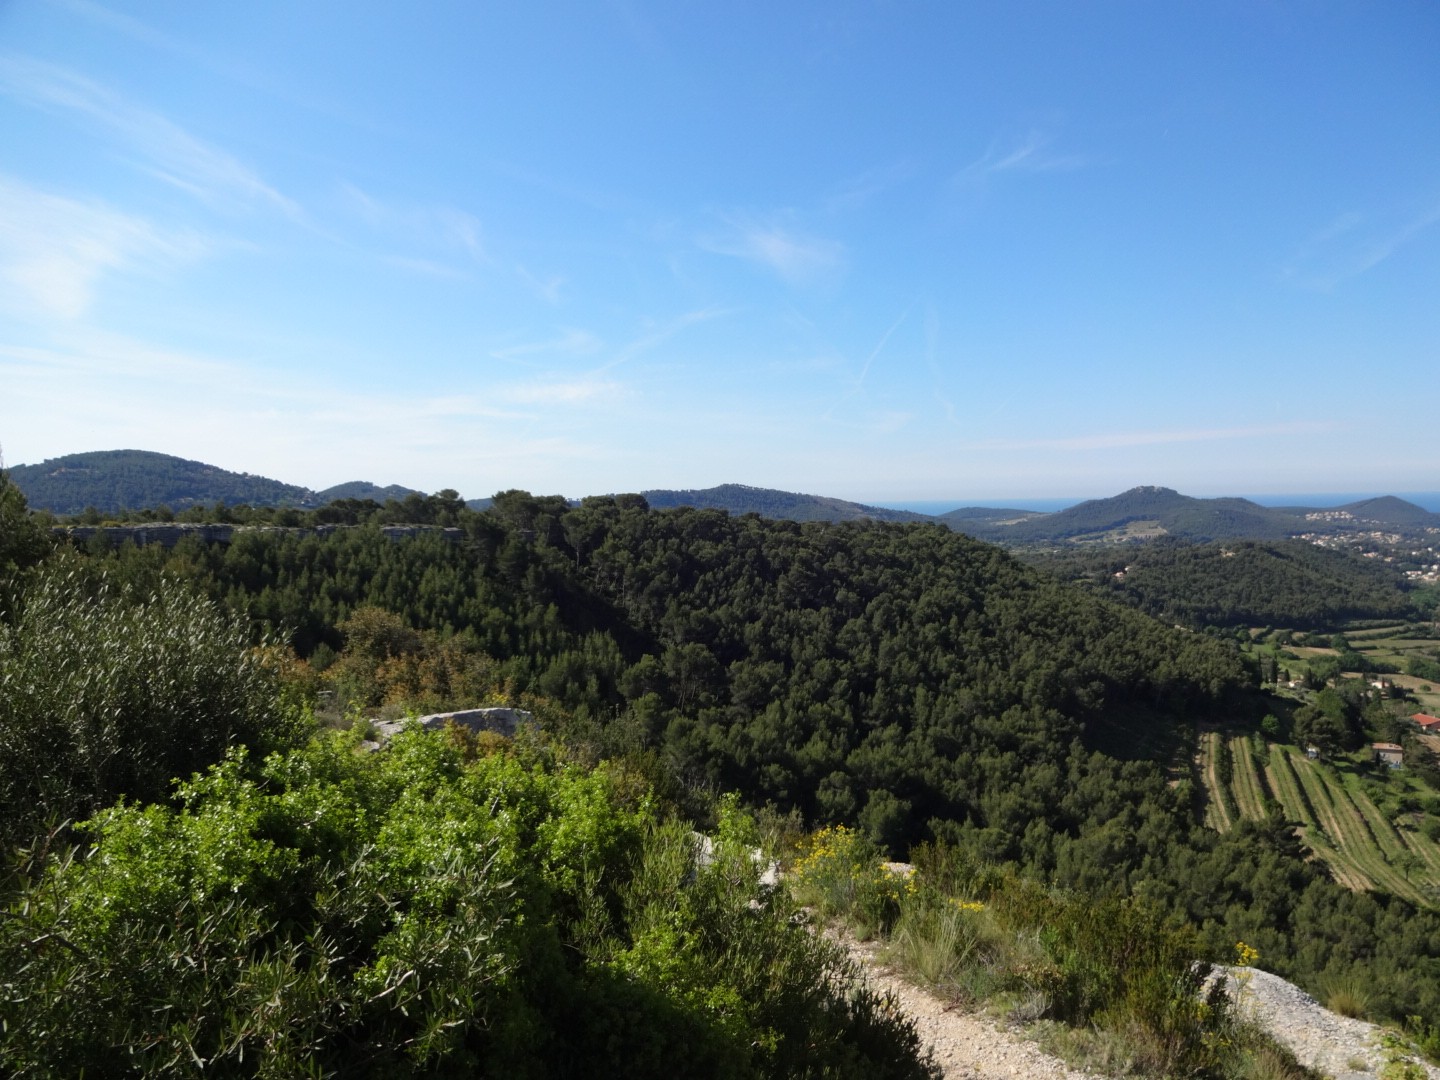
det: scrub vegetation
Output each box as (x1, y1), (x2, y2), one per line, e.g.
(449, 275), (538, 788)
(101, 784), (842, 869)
(5, 471), (1440, 1074)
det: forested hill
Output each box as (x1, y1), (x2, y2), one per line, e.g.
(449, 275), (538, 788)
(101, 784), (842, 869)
(639, 483), (930, 523)
(1033, 538), (1421, 630)
(9, 450), (420, 515)
(81, 494), (1247, 860)
(17, 484), (1440, 1027)
(14, 449), (1439, 543)
(943, 486), (1305, 543)
(943, 487), (1440, 545)
(1334, 495), (1440, 526)
(313, 479), (421, 503)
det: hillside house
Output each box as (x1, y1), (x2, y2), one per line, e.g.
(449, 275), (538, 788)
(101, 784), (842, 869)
(1411, 712), (1440, 733)
(1372, 743), (1404, 769)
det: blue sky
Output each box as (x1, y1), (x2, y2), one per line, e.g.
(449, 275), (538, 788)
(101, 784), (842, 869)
(1, 1), (1436, 503)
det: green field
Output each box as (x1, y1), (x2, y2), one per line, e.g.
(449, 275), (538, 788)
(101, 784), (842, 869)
(1247, 619), (1440, 715)
(1198, 734), (1440, 906)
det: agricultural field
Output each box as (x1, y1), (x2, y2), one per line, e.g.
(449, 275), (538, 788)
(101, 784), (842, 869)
(1198, 732), (1440, 907)
(1244, 619), (1440, 715)
(1347, 626), (1440, 714)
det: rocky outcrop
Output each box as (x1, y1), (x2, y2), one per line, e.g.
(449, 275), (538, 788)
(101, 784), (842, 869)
(1214, 966), (1440, 1080)
(368, 708), (535, 745)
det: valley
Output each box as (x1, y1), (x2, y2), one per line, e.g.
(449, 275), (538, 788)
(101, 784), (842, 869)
(5, 462), (1440, 1075)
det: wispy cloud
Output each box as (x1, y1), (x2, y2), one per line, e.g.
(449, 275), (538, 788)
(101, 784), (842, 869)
(822, 161), (917, 215)
(0, 331), (610, 492)
(955, 130), (1088, 185)
(0, 175), (209, 318)
(516, 264), (567, 304)
(382, 255), (469, 280)
(497, 376), (622, 405)
(489, 329), (602, 366)
(974, 420), (1340, 453)
(1283, 200), (1440, 289)
(601, 307), (729, 371)
(340, 183), (488, 273)
(0, 53), (298, 217)
(821, 302), (916, 423)
(50, 0), (379, 131)
(697, 214), (844, 283)
(854, 303), (914, 390)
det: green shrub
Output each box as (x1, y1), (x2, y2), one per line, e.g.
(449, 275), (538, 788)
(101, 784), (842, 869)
(789, 824), (914, 936)
(0, 559), (307, 848)
(0, 730), (937, 1079)
(886, 897), (993, 997)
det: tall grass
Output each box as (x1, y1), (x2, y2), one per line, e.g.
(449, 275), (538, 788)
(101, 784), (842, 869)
(789, 836), (1320, 1079)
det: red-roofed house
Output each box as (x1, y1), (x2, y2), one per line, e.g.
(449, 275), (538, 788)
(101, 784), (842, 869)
(1411, 713), (1440, 732)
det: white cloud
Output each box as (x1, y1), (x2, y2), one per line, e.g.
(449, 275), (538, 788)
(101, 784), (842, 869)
(497, 376), (622, 405)
(698, 215), (844, 283)
(606, 307), (728, 369)
(0, 53), (297, 217)
(489, 329), (602, 365)
(0, 332), (601, 494)
(339, 182), (488, 272)
(0, 175), (209, 318)
(1283, 200), (1440, 289)
(516, 264), (566, 304)
(955, 131), (1088, 185)
(822, 160), (917, 215)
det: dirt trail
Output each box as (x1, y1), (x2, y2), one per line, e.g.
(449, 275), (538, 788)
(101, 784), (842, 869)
(835, 929), (1099, 1080)
(841, 930), (1440, 1080)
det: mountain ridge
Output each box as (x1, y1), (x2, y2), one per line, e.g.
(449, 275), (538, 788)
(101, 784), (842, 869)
(9, 451), (1437, 543)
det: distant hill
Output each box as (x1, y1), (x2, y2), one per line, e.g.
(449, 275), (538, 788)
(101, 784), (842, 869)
(11, 450), (1438, 543)
(11, 451), (315, 516)
(1033, 538), (1419, 629)
(638, 483), (930, 524)
(939, 506), (1048, 528)
(944, 485), (1313, 545)
(9, 451), (424, 516)
(315, 481), (422, 504)
(1335, 495), (1438, 527)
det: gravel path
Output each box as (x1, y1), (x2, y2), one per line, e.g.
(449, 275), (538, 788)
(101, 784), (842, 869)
(834, 928), (1100, 1080)
(837, 928), (1439, 1080)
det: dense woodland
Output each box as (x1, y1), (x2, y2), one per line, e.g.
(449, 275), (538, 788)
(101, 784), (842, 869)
(640, 484), (926, 524)
(944, 487), (1304, 543)
(1, 483), (935, 1078)
(1033, 538), (1428, 631)
(5, 478), (1440, 1072)
(8, 449), (418, 516)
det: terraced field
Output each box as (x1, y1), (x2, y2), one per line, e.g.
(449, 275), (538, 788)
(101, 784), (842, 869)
(1197, 736), (1440, 905)
(1199, 730), (1234, 832)
(1226, 735), (1273, 818)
